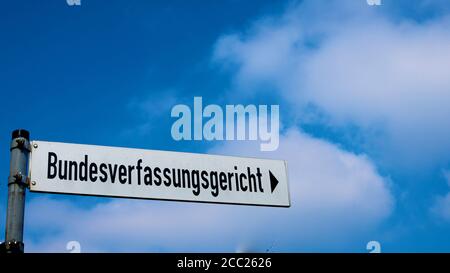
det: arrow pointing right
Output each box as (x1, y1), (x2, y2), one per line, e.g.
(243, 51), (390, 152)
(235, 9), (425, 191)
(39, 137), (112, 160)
(269, 171), (279, 193)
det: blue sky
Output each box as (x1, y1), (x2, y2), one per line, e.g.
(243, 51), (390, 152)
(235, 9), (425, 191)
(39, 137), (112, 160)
(1, 0), (450, 252)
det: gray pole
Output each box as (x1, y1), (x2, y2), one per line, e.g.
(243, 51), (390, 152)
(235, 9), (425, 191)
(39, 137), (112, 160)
(4, 129), (30, 253)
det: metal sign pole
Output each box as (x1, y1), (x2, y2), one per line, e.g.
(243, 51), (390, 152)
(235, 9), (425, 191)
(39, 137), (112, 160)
(3, 129), (30, 253)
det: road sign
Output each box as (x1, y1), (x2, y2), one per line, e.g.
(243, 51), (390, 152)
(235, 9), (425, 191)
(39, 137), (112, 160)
(28, 141), (290, 207)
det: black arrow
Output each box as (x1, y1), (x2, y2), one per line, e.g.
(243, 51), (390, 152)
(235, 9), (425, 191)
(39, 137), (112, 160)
(269, 171), (279, 193)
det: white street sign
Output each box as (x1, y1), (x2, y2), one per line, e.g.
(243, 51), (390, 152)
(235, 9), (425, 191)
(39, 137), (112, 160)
(28, 141), (290, 207)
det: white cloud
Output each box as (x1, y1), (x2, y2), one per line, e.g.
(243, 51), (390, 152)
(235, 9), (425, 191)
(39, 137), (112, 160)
(24, 128), (393, 252)
(210, 128), (393, 231)
(213, 0), (450, 230)
(214, 0), (450, 168)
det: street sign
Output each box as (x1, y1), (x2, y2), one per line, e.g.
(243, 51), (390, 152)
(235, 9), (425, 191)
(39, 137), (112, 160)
(28, 141), (290, 207)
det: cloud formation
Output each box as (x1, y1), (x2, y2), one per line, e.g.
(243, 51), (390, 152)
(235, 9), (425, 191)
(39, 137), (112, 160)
(214, 0), (450, 168)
